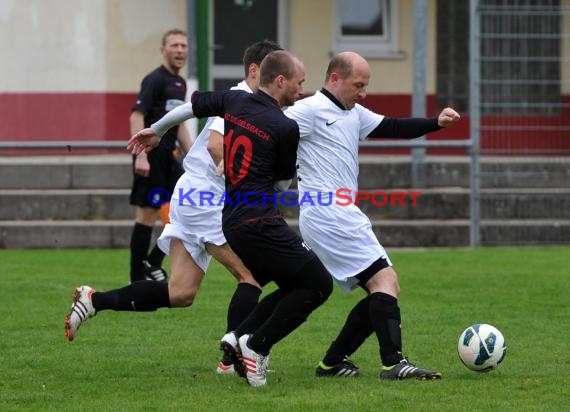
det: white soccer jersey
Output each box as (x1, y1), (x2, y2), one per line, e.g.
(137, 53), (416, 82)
(158, 81), (252, 272)
(285, 91), (392, 290)
(286, 90), (384, 198)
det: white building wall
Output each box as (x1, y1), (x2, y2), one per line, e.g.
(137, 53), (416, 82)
(0, 0), (187, 93)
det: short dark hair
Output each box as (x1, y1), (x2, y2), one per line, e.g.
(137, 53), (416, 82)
(162, 29), (187, 46)
(325, 54), (353, 82)
(259, 51), (297, 87)
(242, 40), (282, 77)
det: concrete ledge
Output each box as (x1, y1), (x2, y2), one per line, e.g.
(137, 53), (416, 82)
(357, 155), (570, 189)
(1, 219), (568, 248)
(0, 220), (162, 249)
(0, 189), (133, 220)
(0, 155), (132, 189)
(279, 188), (570, 220)
(2, 187), (567, 221)
(480, 219), (570, 245)
(71, 163), (132, 189)
(373, 219), (570, 246)
(2, 155), (570, 189)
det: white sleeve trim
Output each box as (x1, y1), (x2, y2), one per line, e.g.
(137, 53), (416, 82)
(151, 102), (195, 137)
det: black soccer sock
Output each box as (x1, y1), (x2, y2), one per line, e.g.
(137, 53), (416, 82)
(239, 257), (332, 355)
(226, 282), (262, 332)
(147, 244), (166, 267)
(130, 223), (153, 282)
(91, 280), (171, 312)
(322, 295), (374, 366)
(368, 292), (404, 367)
(248, 287), (329, 355)
(235, 289), (287, 338)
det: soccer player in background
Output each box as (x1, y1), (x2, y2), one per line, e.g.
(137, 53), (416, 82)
(284, 51), (460, 380)
(128, 29), (192, 283)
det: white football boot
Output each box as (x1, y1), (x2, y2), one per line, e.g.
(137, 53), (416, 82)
(64, 285), (96, 341)
(238, 334), (270, 387)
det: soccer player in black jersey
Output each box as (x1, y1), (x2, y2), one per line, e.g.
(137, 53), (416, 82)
(127, 51), (334, 387)
(63, 42), (280, 359)
(129, 29), (192, 283)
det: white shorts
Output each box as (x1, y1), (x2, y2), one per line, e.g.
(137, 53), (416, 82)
(299, 202), (392, 292)
(157, 173), (226, 273)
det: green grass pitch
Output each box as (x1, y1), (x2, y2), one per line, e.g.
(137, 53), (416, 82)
(1, 246), (568, 411)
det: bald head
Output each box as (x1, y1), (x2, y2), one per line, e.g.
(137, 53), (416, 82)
(259, 50), (306, 107)
(325, 52), (370, 83)
(323, 52), (370, 109)
(260, 51), (299, 87)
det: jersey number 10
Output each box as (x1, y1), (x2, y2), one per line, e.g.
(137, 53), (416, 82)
(224, 129), (252, 185)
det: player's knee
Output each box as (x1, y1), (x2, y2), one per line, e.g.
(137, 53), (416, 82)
(169, 288), (197, 307)
(304, 273), (332, 307)
(393, 282), (401, 296)
(384, 270), (401, 296)
(136, 206), (159, 226)
(367, 267), (400, 297)
(297, 257), (333, 303)
(297, 289), (327, 317)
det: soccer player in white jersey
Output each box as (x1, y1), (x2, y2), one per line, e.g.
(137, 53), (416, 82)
(285, 51), (460, 380)
(64, 42), (282, 376)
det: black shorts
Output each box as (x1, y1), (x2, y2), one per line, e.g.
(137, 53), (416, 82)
(129, 146), (183, 208)
(224, 217), (320, 289)
(355, 257), (391, 291)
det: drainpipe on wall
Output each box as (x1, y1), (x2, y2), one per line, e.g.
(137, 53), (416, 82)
(186, 0), (209, 136)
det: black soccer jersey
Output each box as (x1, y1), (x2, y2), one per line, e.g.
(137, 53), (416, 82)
(191, 89), (300, 229)
(133, 65), (187, 150)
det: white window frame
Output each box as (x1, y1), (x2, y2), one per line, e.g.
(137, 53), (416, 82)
(332, 0), (404, 59)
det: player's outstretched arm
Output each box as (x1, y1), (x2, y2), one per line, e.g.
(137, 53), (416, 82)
(127, 129), (160, 154)
(127, 102), (196, 154)
(438, 107), (461, 127)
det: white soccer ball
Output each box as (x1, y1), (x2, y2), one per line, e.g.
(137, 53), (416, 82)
(457, 323), (506, 372)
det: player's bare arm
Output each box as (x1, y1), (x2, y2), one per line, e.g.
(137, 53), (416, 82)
(177, 122), (193, 153)
(130, 110), (151, 176)
(134, 153), (151, 176)
(128, 101), (196, 155)
(206, 130), (224, 176)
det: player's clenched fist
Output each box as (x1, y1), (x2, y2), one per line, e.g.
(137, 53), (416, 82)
(437, 107), (461, 128)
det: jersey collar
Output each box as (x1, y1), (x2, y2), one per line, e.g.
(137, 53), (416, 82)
(255, 89), (280, 107)
(320, 88), (346, 111)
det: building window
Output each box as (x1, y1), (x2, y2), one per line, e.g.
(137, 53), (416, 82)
(332, 0), (403, 58)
